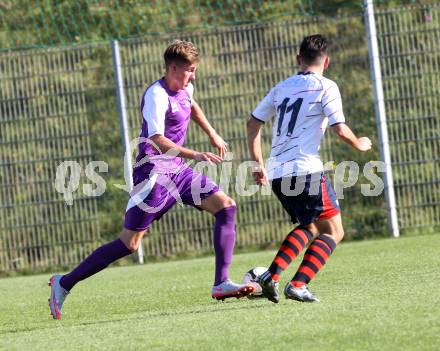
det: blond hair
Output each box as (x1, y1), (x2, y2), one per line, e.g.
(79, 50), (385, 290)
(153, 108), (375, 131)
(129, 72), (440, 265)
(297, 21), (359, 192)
(163, 40), (200, 68)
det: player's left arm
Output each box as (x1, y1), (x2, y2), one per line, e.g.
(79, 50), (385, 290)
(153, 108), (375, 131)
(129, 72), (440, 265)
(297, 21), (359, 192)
(246, 117), (269, 185)
(191, 99), (227, 159)
(246, 87), (276, 186)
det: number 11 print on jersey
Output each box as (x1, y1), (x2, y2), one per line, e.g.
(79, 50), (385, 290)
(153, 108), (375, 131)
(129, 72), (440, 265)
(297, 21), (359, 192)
(276, 98), (304, 137)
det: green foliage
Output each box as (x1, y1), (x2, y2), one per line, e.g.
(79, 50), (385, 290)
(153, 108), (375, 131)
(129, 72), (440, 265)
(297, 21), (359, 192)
(0, 0), (437, 49)
(1, 2), (439, 271)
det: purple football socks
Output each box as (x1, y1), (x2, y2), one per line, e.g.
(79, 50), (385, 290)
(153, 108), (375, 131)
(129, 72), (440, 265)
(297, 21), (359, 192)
(60, 239), (132, 291)
(60, 207), (237, 290)
(213, 206), (237, 286)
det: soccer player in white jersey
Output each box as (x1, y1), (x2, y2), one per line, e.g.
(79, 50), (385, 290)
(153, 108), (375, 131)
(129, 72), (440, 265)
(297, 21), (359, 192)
(246, 34), (372, 303)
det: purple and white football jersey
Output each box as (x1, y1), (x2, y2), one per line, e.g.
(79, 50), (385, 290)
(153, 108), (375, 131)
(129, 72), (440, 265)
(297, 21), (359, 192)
(124, 78), (220, 231)
(252, 72), (346, 179)
(135, 78), (194, 173)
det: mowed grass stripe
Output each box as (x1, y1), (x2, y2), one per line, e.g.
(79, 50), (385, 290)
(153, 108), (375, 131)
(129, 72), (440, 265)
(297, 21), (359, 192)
(0, 234), (439, 351)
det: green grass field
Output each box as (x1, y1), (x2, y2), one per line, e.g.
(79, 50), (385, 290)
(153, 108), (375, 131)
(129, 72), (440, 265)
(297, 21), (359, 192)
(1, 234), (439, 351)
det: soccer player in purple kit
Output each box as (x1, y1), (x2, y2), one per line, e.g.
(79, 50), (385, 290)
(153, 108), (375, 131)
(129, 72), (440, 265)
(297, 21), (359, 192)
(48, 40), (253, 320)
(247, 34), (372, 303)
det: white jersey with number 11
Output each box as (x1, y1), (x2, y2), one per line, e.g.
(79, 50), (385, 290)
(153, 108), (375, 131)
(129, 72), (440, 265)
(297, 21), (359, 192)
(251, 72), (346, 180)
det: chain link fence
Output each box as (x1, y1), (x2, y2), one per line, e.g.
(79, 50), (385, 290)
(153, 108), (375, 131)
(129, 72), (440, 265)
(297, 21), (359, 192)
(0, 45), (103, 271)
(0, 3), (438, 272)
(376, 4), (440, 230)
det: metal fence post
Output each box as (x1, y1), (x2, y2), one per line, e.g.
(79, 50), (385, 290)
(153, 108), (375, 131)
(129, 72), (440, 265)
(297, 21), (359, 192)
(111, 39), (145, 262)
(364, 0), (400, 237)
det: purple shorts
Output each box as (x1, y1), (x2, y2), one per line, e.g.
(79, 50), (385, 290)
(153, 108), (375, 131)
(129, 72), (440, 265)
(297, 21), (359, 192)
(124, 164), (220, 231)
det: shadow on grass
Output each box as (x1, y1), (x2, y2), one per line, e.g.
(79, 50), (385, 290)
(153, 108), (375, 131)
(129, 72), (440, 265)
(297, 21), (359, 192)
(0, 301), (273, 335)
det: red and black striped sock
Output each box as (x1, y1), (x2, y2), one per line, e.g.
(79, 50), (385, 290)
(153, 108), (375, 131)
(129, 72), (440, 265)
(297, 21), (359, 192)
(291, 234), (337, 287)
(267, 227), (313, 282)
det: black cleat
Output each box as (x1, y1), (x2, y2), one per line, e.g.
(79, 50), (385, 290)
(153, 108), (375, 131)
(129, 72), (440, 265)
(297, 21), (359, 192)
(257, 272), (279, 304)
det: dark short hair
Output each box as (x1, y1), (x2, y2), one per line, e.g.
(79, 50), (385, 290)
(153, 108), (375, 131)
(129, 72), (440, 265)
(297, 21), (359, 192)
(299, 34), (329, 65)
(164, 40), (200, 68)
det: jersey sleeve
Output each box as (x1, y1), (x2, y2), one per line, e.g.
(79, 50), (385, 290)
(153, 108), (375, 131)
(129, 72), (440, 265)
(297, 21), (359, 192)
(141, 86), (169, 137)
(251, 88), (276, 123)
(185, 82), (194, 99)
(322, 84), (345, 125)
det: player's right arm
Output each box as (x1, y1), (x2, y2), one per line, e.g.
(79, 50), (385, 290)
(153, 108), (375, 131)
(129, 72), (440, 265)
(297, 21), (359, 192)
(331, 123), (372, 151)
(143, 85), (222, 164)
(322, 82), (371, 152)
(149, 134), (222, 164)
